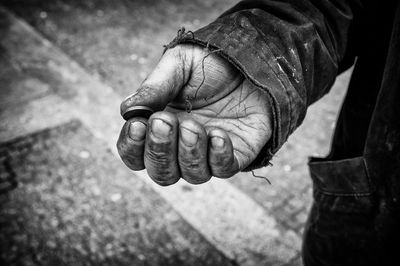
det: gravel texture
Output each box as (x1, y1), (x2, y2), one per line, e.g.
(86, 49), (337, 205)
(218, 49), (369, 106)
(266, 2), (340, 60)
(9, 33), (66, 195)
(0, 121), (234, 266)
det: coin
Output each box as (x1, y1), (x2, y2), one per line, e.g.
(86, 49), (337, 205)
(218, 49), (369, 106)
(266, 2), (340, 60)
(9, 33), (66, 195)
(122, 106), (154, 120)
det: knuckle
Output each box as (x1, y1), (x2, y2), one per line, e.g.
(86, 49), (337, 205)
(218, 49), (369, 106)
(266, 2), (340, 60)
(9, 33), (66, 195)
(147, 166), (178, 183)
(153, 178), (179, 187)
(179, 161), (211, 184)
(119, 152), (144, 171)
(181, 170), (211, 184)
(146, 145), (172, 165)
(145, 130), (179, 182)
(145, 151), (178, 182)
(181, 168), (202, 183)
(211, 153), (232, 168)
(212, 170), (234, 179)
(117, 139), (144, 171)
(186, 178), (209, 185)
(210, 156), (236, 178)
(179, 148), (201, 163)
(179, 148), (210, 183)
(117, 138), (141, 158)
(180, 157), (201, 169)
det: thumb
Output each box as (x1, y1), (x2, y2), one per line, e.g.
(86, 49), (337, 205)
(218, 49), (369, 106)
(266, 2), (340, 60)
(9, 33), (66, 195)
(120, 46), (191, 119)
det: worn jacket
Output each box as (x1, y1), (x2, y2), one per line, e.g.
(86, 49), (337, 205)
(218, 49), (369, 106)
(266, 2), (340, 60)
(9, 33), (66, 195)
(176, 0), (400, 210)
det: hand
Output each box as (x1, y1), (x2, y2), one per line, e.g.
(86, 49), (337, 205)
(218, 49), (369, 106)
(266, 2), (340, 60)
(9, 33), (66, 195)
(117, 44), (272, 186)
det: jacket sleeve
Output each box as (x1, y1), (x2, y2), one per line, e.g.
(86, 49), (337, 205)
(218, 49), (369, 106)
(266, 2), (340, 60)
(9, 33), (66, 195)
(169, 0), (362, 169)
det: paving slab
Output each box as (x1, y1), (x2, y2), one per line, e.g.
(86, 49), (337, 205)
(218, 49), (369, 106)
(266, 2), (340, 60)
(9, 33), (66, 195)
(0, 120), (234, 266)
(0, 0), (237, 96)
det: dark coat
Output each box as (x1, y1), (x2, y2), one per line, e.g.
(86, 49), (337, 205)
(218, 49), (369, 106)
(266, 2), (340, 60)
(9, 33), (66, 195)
(173, 1), (400, 263)
(176, 0), (400, 208)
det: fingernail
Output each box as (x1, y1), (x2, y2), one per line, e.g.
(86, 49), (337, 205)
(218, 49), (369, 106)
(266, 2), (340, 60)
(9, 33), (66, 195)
(180, 127), (198, 146)
(151, 119), (171, 138)
(129, 121), (146, 140)
(211, 136), (224, 149)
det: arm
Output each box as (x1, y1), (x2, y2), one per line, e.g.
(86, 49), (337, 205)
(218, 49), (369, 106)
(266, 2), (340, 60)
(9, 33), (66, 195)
(172, 0), (362, 168)
(117, 0), (362, 185)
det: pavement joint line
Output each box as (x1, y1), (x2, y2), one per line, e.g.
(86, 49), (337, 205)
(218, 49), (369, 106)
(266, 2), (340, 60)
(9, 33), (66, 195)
(0, 5), (301, 265)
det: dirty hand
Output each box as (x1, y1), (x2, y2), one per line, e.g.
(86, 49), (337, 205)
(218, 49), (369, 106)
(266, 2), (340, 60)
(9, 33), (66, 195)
(117, 44), (272, 186)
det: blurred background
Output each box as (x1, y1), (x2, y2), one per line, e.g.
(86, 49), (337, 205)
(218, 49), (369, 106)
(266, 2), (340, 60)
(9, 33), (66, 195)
(0, 0), (351, 265)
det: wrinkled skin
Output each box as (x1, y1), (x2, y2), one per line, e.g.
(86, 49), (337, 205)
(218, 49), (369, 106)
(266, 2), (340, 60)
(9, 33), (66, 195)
(117, 44), (272, 186)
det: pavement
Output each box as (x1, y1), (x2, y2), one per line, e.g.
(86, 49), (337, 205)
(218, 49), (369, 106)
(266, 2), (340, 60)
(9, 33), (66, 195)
(0, 121), (233, 265)
(0, 1), (351, 265)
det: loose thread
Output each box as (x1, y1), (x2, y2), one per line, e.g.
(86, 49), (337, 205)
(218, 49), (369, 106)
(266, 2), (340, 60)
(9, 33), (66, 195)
(163, 27), (194, 52)
(251, 170), (271, 185)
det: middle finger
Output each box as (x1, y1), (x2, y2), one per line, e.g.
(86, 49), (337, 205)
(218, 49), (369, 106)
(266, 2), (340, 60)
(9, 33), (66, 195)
(144, 112), (180, 186)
